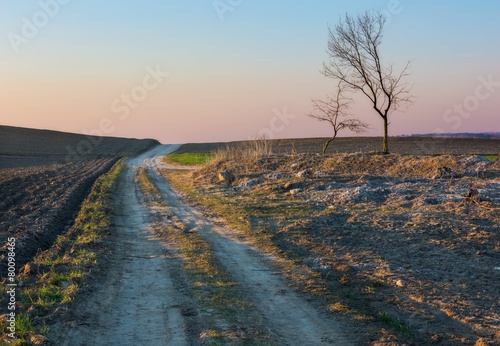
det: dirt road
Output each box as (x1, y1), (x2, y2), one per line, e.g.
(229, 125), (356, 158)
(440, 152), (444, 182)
(62, 145), (354, 345)
(61, 145), (192, 345)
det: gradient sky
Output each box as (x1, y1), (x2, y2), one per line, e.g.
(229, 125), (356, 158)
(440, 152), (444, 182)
(0, 1), (499, 143)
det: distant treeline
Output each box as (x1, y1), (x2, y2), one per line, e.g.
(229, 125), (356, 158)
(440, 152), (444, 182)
(408, 133), (500, 139)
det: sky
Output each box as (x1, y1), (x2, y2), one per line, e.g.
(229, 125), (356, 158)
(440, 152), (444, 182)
(0, 0), (499, 144)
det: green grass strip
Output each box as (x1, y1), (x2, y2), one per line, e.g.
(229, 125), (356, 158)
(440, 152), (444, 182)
(481, 155), (499, 162)
(163, 153), (214, 166)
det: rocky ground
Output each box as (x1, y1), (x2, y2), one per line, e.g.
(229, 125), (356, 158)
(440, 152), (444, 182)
(186, 153), (499, 345)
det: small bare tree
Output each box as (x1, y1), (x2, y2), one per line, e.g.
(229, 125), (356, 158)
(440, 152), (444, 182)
(309, 83), (368, 154)
(323, 11), (414, 154)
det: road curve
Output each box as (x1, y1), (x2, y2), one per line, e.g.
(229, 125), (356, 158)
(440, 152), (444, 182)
(59, 144), (355, 345)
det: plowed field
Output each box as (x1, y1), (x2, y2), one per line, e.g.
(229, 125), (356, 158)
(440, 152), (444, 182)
(0, 159), (118, 278)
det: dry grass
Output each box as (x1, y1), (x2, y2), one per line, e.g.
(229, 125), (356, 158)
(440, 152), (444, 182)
(167, 150), (500, 345)
(321, 153), (459, 177)
(199, 149), (500, 182)
(213, 136), (274, 163)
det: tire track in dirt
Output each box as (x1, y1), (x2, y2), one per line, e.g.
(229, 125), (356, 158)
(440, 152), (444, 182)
(142, 146), (355, 345)
(62, 146), (192, 346)
(62, 144), (355, 345)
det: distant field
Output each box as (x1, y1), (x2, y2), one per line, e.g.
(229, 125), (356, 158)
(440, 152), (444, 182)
(484, 155), (499, 161)
(176, 137), (500, 156)
(0, 125), (159, 277)
(0, 125), (159, 168)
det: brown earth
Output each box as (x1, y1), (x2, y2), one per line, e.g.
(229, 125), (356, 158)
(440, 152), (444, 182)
(0, 159), (118, 279)
(0, 125), (159, 278)
(179, 152), (499, 345)
(176, 137), (500, 156)
(0, 125), (159, 168)
(1, 127), (499, 344)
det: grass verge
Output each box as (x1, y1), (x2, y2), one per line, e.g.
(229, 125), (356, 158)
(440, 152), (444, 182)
(482, 155), (499, 162)
(163, 153), (214, 166)
(0, 160), (124, 345)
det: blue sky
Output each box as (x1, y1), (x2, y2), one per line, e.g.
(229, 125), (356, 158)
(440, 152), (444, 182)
(0, 1), (499, 143)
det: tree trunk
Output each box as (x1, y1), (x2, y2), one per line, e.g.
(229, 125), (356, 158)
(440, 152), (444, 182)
(323, 136), (336, 154)
(382, 116), (389, 154)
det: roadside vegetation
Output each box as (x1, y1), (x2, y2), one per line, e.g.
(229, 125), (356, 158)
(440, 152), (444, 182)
(482, 155), (499, 162)
(162, 147), (499, 345)
(162, 152), (214, 166)
(0, 161), (124, 345)
(0, 159), (118, 280)
(136, 167), (274, 344)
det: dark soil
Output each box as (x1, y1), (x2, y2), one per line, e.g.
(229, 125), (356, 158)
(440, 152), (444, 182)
(176, 137), (500, 156)
(0, 125), (159, 168)
(0, 159), (118, 278)
(0, 125), (160, 276)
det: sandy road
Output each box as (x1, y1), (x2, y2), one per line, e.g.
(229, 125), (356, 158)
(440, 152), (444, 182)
(61, 144), (354, 345)
(61, 145), (192, 345)
(144, 146), (354, 345)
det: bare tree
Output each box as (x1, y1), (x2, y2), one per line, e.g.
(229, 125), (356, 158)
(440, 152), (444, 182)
(322, 11), (414, 154)
(309, 83), (368, 154)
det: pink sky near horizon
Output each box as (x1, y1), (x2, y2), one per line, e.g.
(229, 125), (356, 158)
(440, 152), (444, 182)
(0, 1), (498, 144)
